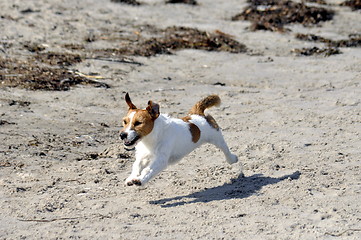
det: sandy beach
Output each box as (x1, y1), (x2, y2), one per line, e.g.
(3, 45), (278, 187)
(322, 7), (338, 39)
(1, 0), (361, 239)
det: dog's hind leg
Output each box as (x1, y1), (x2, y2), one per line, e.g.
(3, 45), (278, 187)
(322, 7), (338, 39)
(209, 131), (238, 165)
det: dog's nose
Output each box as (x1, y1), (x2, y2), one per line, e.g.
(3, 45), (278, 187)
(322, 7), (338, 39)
(120, 132), (128, 140)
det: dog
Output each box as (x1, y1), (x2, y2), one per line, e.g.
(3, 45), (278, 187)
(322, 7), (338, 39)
(120, 93), (238, 186)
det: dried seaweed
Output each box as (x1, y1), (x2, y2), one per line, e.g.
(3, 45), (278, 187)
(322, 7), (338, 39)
(305, 0), (327, 4)
(295, 33), (330, 42)
(340, 0), (361, 10)
(23, 42), (46, 52)
(296, 33), (361, 48)
(62, 43), (86, 50)
(294, 33), (361, 56)
(232, 0), (334, 32)
(34, 52), (82, 67)
(110, 0), (141, 6)
(0, 58), (109, 91)
(293, 47), (341, 56)
(166, 0), (198, 5)
(94, 26), (246, 57)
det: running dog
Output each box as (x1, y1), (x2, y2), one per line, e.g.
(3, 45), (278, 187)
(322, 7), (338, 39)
(120, 93), (238, 186)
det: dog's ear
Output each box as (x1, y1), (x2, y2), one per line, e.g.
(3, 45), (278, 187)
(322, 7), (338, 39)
(146, 100), (160, 119)
(125, 93), (137, 110)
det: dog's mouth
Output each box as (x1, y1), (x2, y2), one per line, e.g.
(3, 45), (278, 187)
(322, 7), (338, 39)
(123, 135), (140, 150)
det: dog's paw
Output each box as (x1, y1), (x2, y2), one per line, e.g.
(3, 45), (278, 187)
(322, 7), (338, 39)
(125, 176), (135, 186)
(132, 179), (142, 186)
(125, 178), (142, 186)
(227, 154), (238, 164)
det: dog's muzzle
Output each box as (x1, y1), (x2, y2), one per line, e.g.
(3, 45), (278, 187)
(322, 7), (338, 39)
(120, 131), (140, 150)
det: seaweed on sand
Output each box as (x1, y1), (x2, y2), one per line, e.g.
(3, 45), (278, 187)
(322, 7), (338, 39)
(292, 47), (341, 56)
(232, 0), (334, 32)
(0, 58), (108, 91)
(166, 0), (198, 5)
(110, 0), (141, 6)
(296, 33), (361, 48)
(340, 0), (361, 10)
(94, 26), (247, 57)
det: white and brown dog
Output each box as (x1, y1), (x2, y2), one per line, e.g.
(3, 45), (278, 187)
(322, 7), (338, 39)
(120, 93), (238, 186)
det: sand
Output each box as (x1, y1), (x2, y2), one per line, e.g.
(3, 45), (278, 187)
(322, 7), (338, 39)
(1, 0), (360, 239)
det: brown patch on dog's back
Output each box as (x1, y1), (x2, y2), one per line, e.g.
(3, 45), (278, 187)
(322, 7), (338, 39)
(184, 95), (221, 131)
(188, 123), (200, 143)
(182, 116), (200, 143)
(181, 116), (192, 122)
(205, 115), (219, 130)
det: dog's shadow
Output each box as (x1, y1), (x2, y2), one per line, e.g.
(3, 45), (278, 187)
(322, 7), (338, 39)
(149, 171), (301, 208)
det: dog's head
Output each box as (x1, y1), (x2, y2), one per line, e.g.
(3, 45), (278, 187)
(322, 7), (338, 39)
(119, 93), (160, 149)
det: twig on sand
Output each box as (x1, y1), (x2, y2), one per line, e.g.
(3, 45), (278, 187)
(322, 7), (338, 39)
(18, 217), (80, 222)
(74, 71), (105, 79)
(325, 229), (361, 237)
(86, 57), (143, 66)
(18, 214), (112, 223)
(69, 71), (110, 88)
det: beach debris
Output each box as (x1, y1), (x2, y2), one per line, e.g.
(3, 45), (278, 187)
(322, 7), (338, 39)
(74, 72), (105, 79)
(296, 33), (361, 48)
(62, 43), (86, 50)
(166, 0), (198, 5)
(20, 8), (40, 14)
(34, 52), (82, 67)
(232, 0), (335, 32)
(0, 57), (109, 91)
(110, 0), (141, 5)
(305, 0), (327, 4)
(213, 82), (226, 86)
(23, 42), (47, 52)
(0, 120), (16, 125)
(8, 100), (31, 106)
(292, 47), (341, 56)
(86, 57), (143, 65)
(94, 26), (247, 57)
(340, 0), (361, 10)
(85, 30), (97, 43)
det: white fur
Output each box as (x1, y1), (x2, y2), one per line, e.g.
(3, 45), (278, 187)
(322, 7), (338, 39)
(125, 113), (238, 186)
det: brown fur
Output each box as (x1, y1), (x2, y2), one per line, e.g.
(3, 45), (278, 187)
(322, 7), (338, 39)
(189, 94), (221, 116)
(123, 110), (155, 138)
(125, 93), (137, 110)
(123, 94), (219, 144)
(182, 116), (201, 143)
(146, 100), (160, 120)
(205, 115), (220, 130)
(187, 95), (221, 130)
(188, 123), (201, 143)
(181, 116), (192, 122)
(122, 93), (160, 139)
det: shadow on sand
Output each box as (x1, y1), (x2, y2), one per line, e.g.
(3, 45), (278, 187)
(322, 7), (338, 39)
(149, 171), (301, 208)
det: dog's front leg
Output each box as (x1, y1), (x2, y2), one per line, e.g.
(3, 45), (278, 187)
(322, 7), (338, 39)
(134, 153), (169, 186)
(125, 152), (150, 186)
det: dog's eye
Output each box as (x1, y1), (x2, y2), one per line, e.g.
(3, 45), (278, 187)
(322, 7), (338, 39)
(134, 121), (142, 127)
(123, 119), (128, 125)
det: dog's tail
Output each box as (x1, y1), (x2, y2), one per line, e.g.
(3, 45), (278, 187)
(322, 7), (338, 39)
(189, 95), (221, 116)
